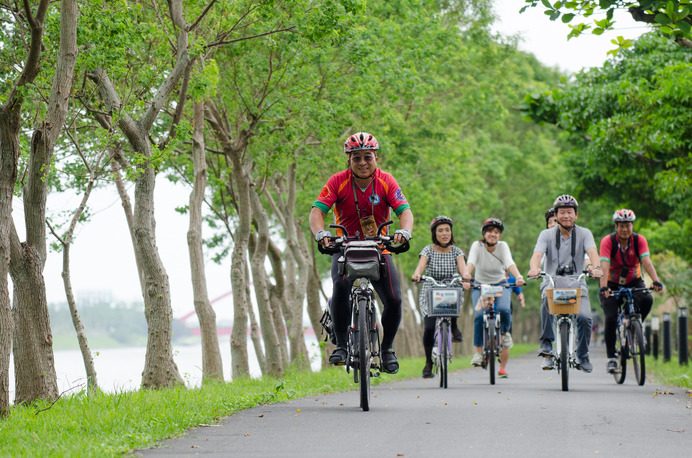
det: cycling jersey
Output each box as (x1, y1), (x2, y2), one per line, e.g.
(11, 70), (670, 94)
(599, 233), (650, 284)
(313, 168), (410, 239)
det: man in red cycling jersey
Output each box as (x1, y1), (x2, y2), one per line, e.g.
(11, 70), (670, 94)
(309, 132), (413, 374)
(599, 209), (663, 373)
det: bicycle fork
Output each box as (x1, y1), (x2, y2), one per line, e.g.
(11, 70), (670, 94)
(555, 317), (575, 369)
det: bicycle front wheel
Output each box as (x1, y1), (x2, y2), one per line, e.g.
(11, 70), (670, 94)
(559, 320), (570, 392)
(614, 324), (626, 384)
(487, 318), (496, 385)
(440, 321), (449, 389)
(357, 299), (371, 411)
(631, 320), (646, 386)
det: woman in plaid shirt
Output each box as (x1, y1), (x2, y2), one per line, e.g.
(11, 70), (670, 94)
(412, 216), (467, 379)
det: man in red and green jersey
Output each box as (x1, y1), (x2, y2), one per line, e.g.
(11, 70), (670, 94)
(309, 132), (413, 374)
(598, 209), (663, 374)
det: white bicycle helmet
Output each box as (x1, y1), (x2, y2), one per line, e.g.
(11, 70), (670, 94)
(613, 209), (636, 223)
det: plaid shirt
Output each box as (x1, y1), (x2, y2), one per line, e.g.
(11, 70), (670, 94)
(418, 245), (464, 317)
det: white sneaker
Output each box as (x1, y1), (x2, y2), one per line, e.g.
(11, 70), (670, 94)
(471, 352), (483, 366)
(502, 332), (513, 349)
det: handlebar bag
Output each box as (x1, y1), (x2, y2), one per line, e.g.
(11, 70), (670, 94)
(343, 244), (381, 281)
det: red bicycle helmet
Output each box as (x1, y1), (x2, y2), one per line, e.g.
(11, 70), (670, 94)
(613, 209), (636, 223)
(344, 132), (379, 154)
(481, 217), (504, 234)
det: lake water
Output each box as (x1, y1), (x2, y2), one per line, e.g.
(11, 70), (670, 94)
(8, 334), (323, 400)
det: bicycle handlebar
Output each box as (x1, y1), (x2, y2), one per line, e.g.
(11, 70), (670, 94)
(316, 221), (411, 256)
(416, 274), (465, 287)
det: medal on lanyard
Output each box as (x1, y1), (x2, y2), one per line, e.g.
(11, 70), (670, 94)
(353, 178), (377, 237)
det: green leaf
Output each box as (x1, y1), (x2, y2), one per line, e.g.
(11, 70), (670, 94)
(655, 13), (672, 25)
(562, 13), (575, 23)
(593, 27), (605, 35)
(541, 0), (553, 9)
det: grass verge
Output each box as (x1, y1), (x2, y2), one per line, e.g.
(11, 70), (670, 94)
(646, 355), (691, 388)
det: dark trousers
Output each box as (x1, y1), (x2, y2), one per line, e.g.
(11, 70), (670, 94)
(330, 254), (402, 351)
(600, 277), (653, 358)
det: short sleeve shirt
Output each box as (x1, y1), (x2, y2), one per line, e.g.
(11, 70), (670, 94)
(467, 241), (515, 284)
(312, 168), (410, 239)
(418, 245), (464, 317)
(533, 225), (596, 290)
(599, 233), (650, 284)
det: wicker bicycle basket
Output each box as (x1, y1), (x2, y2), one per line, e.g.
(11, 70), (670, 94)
(545, 288), (582, 315)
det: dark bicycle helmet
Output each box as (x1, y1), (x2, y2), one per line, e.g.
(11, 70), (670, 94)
(344, 132), (379, 154)
(613, 208), (636, 223)
(430, 215), (454, 246)
(481, 217), (504, 234)
(430, 215), (453, 232)
(553, 194), (578, 211)
(544, 208), (556, 222)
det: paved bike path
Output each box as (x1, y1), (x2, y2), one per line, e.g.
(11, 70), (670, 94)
(135, 348), (691, 457)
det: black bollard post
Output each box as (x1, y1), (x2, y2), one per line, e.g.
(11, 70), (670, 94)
(645, 321), (652, 355)
(662, 312), (671, 362)
(651, 316), (660, 360)
(678, 307), (688, 366)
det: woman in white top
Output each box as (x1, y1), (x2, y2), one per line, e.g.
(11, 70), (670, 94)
(462, 218), (525, 378)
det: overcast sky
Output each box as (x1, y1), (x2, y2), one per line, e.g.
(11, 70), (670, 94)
(34, 2), (652, 320)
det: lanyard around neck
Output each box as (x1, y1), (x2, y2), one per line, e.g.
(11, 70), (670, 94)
(351, 175), (375, 220)
(555, 225), (577, 271)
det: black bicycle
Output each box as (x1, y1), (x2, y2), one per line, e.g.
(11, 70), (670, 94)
(468, 281), (516, 385)
(418, 274), (464, 389)
(317, 221), (409, 411)
(610, 286), (652, 386)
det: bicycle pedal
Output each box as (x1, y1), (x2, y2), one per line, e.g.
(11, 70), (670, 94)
(372, 371), (380, 378)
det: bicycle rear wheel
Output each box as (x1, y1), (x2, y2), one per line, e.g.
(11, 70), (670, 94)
(357, 299), (371, 411)
(487, 318), (496, 385)
(440, 321), (449, 389)
(559, 320), (570, 392)
(631, 320), (646, 386)
(614, 324), (626, 384)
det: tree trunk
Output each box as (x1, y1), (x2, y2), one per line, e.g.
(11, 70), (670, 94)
(249, 190), (284, 377)
(0, 108), (19, 414)
(133, 141), (184, 389)
(11, 0), (78, 405)
(244, 236), (265, 374)
(188, 100), (223, 383)
(10, 240), (58, 404)
(86, 0), (191, 389)
(266, 239), (289, 366)
(49, 160), (103, 395)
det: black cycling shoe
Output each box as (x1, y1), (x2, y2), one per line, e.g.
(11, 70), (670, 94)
(452, 328), (463, 343)
(329, 347), (347, 366)
(381, 350), (399, 374)
(422, 361), (434, 379)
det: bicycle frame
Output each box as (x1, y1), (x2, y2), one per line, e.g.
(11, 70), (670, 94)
(469, 281), (515, 385)
(611, 286), (651, 386)
(317, 221), (409, 411)
(419, 275), (463, 389)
